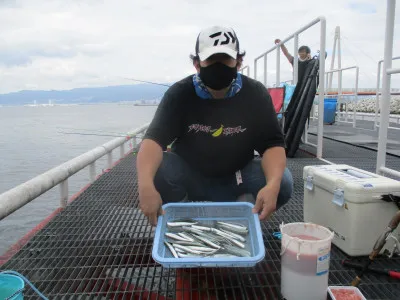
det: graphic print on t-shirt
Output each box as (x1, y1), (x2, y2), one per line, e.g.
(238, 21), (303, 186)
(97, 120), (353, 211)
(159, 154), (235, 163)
(188, 123), (247, 137)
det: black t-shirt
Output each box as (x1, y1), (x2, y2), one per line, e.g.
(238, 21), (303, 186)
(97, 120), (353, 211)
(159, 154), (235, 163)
(144, 75), (285, 177)
(290, 57), (310, 84)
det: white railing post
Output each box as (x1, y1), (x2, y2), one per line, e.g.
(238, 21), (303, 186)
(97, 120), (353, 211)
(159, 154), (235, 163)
(293, 34), (299, 85)
(276, 46), (281, 86)
(328, 27), (338, 90)
(239, 66), (250, 77)
(353, 67), (359, 128)
(325, 66), (359, 126)
(375, 56), (400, 130)
(254, 60), (258, 82)
(60, 179), (68, 208)
(263, 54), (268, 86)
(377, 0), (396, 174)
(89, 162), (96, 183)
(107, 151), (113, 169)
(120, 143), (125, 159)
(338, 68), (342, 118)
(132, 136), (137, 149)
(375, 60), (382, 130)
(317, 17), (326, 158)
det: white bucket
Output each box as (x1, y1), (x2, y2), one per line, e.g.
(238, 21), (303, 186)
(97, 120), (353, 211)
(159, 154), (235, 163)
(280, 222), (334, 300)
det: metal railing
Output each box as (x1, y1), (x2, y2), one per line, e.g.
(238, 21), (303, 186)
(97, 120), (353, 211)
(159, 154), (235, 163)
(337, 112), (400, 124)
(376, 0), (400, 179)
(0, 124), (149, 220)
(324, 66), (359, 127)
(239, 66), (250, 77)
(374, 55), (400, 130)
(253, 16), (326, 158)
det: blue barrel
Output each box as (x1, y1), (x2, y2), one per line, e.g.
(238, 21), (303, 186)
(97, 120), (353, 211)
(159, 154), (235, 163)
(324, 98), (337, 124)
(0, 274), (24, 300)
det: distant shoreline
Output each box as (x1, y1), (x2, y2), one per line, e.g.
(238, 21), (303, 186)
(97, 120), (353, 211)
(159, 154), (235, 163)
(0, 102), (160, 108)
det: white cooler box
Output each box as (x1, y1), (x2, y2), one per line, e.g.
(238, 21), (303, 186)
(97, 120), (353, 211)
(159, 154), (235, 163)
(303, 164), (400, 256)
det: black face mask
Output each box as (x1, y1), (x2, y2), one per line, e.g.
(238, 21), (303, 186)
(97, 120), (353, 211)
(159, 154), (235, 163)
(199, 62), (237, 90)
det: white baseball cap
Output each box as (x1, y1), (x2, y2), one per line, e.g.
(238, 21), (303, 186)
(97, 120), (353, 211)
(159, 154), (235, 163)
(195, 26), (240, 61)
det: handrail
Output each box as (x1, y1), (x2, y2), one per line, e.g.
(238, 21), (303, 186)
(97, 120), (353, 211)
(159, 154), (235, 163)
(323, 66), (359, 127)
(374, 55), (400, 130)
(253, 16), (326, 158)
(239, 66), (250, 77)
(0, 123), (149, 220)
(376, 0), (399, 178)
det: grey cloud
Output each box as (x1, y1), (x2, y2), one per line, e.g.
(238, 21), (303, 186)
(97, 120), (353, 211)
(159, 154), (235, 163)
(0, 0), (17, 8)
(0, 40), (110, 67)
(0, 0), (398, 93)
(0, 51), (32, 67)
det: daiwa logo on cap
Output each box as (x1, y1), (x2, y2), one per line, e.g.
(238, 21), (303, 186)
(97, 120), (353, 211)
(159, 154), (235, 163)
(196, 26), (240, 61)
(209, 31), (237, 46)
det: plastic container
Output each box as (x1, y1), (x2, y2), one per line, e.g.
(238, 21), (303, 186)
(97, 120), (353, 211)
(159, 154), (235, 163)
(324, 98), (337, 124)
(0, 274), (24, 300)
(152, 202), (265, 268)
(328, 286), (366, 300)
(280, 222), (334, 300)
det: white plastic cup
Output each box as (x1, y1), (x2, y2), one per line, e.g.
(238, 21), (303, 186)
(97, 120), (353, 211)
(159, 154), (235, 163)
(280, 222), (334, 300)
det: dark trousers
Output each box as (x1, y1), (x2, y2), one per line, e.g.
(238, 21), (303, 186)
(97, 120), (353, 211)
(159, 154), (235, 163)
(154, 152), (293, 209)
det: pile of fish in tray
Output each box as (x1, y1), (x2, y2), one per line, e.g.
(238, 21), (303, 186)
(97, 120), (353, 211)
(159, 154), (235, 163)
(163, 218), (251, 258)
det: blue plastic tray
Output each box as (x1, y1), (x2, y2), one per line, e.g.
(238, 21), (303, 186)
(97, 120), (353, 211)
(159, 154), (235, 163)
(152, 202), (265, 268)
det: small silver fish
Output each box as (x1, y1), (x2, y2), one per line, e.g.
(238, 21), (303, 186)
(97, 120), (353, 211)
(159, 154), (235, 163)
(217, 221), (247, 230)
(172, 243), (203, 255)
(165, 232), (192, 242)
(191, 224), (212, 232)
(164, 241), (179, 258)
(217, 222), (249, 235)
(219, 228), (246, 242)
(167, 220), (198, 227)
(192, 234), (221, 249)
(177, 232), (195, 242)
(172, 240), (205, 247)
(187, 246), (217, 252)
(211, 229), (245, 249)
(181, 226), (204, 235)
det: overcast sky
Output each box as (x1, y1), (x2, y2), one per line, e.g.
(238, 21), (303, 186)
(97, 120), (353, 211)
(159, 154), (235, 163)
(0, 0), (399, 93)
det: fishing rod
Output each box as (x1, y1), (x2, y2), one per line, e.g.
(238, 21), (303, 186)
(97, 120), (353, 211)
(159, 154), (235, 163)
(351, 210), (400, 287)
(58, 131), (128, 138)
(56, 127), (128, 136)
(57, 77), (170, 138)
(122, 77), (172, 87)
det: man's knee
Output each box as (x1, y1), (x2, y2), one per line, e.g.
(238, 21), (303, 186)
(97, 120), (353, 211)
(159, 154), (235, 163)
(154, 152), (187, 203)
(277, 168), (294, 209)
(155, 152), (185, 184)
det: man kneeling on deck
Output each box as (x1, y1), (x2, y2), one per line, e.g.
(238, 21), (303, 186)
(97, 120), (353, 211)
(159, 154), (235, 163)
(137, 26), (293, 225)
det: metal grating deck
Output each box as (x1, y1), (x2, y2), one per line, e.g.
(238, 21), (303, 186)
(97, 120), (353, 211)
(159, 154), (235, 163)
(1, 139), (400, 299)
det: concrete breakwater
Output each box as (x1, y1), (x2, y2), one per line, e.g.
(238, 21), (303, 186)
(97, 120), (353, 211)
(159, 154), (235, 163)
(337, 95), (400, 114)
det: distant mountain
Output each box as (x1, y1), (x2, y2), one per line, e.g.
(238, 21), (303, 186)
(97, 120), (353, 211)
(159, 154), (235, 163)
(0, 84), (170, 106)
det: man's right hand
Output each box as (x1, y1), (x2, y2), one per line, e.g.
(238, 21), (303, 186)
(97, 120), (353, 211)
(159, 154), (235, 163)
(274, 39), (281, 44)
(139, 185), (163, 226)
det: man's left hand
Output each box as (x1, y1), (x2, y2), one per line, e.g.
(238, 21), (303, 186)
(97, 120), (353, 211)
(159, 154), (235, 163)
(252, 185), (279, 221)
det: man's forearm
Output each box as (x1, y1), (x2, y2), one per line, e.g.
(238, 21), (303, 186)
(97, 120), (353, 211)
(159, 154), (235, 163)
(261, 147), (286, 190)
(136, 139), (163, 188)
(280, 44), (294, 62)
